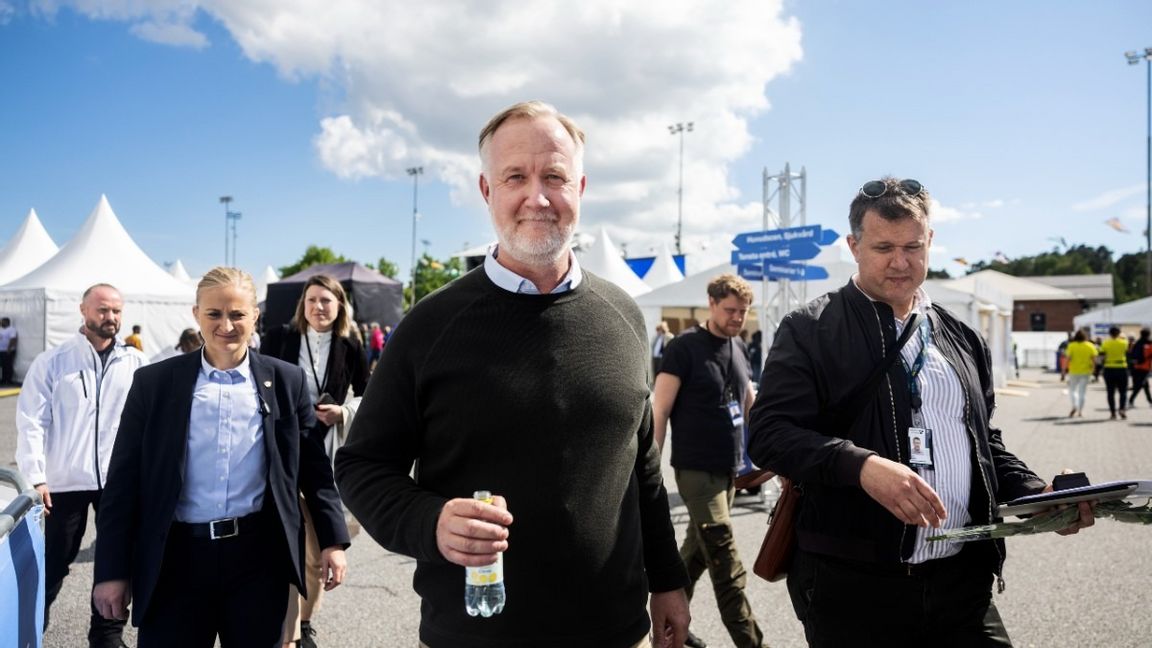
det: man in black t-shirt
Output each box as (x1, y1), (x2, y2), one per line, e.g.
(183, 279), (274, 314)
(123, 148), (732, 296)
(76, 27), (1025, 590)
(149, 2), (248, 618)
(653, 273), (766, 648)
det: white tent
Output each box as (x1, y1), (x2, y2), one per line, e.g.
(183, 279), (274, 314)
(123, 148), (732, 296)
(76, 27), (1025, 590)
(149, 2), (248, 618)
(0, 195), (196, 379)
(575, 227), (651, 297)
(169, 259), (195, 283)
(643, 244), (685, 290)
(256, 265), (280, 303)
(1074, 297), (1152, 329)
(0, 208), (58, 285)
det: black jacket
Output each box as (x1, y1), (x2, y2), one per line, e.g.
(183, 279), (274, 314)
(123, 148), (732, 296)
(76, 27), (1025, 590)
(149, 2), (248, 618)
(748, 281), (1045, 574)
(94, 351), (351, 624)
(260, 325), (369, 411)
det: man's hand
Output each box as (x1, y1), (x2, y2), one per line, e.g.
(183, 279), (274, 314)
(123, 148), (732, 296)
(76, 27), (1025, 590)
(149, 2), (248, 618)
(319, 546), (348, 591)
(650, 589), (690, 648)
(1040, 482), (1096, 536)
(314, 403), (344, 427)
(435, 496), (513, 567)
(34, 483), (51, 513)
(92, 579), (131, 621)
(860, 455), (947, 527)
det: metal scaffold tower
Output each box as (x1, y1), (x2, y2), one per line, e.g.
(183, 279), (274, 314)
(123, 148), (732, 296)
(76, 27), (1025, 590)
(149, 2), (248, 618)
(760, 163), (807, 340)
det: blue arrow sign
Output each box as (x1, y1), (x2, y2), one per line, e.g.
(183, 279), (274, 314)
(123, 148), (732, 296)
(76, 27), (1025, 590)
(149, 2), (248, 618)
(736, 263), (764, 282)
(818, 228), (840, 245)
(763, 262), (829, 281)
(732, 225), (823, 251)
(731, 241), (822, 264)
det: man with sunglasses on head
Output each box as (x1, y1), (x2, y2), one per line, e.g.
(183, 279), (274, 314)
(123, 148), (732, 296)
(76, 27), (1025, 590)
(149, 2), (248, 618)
(747, 177), (1093, 646)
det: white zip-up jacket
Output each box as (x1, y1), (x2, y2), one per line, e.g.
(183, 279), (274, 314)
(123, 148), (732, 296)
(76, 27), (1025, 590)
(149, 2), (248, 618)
(16, 332), (148, 492)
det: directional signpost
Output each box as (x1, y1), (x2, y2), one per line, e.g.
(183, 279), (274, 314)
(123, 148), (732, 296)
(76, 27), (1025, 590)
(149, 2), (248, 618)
(732, 224), (840, 283)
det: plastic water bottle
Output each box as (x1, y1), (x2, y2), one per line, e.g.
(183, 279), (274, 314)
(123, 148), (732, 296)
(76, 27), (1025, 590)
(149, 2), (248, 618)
(464, 490), (506, 617)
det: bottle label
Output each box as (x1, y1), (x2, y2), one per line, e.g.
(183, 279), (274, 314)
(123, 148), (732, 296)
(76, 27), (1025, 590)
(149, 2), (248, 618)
(466, 553), (503, 586)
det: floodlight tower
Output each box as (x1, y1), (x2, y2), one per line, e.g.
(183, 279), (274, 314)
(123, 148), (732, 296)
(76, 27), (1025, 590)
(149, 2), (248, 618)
(1126, 47), (1152, 295)
(407, 166), (424, 303)
(668, 122), (694, 256)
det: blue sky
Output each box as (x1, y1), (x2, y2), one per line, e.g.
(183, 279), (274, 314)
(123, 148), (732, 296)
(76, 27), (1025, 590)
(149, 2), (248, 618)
(1, 1), (1150, 284)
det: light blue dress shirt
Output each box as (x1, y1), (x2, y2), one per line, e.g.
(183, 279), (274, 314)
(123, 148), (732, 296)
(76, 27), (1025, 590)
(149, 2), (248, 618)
(483, 245), (582, 294)
(174, 352), (267, 523)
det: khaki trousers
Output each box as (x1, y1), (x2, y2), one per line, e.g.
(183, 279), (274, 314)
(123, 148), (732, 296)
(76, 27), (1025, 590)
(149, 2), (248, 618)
(281, 495), (324, 643)
(675, 468), (765, 648)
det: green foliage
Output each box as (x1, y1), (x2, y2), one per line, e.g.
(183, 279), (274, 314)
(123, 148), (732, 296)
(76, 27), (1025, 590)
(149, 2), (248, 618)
(962, 244), (1152, 305)
(927, 268), (951, 279)
(966, 245), (1112, 276)
(405, 253), (465, 310)
(1114, 252), (1148, 304)
(371, 257), (400, 279)
(278, 245), (349, 278)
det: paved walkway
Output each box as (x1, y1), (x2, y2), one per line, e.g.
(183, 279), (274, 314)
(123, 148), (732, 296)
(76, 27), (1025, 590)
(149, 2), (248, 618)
(3, 368), (1149, 647)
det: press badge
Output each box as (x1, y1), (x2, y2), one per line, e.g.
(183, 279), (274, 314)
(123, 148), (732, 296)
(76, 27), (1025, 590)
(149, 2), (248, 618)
(908, 427), (933, 467)
(728, 400), (744, 428)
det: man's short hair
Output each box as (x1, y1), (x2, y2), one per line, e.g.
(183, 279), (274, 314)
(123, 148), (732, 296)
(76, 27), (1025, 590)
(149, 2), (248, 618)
(478, 100), (585, 174)
(0, 317), (8, 326)
(706, 273), (754, 304)
(848, 176), (932, 240)
(82, 283), (120, 301)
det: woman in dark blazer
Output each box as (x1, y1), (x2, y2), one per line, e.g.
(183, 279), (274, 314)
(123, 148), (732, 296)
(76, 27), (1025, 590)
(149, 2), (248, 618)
(259, 273), (367, 647)
(93, 267), (350, 648)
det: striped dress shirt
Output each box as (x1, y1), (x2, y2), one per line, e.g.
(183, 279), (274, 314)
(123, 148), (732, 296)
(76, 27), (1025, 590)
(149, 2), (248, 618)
(897, 290), (972, 564)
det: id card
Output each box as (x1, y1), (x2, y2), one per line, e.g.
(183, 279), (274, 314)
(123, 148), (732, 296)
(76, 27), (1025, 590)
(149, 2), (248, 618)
(728, 400), (744, 428)
(908, 427), (933, 467)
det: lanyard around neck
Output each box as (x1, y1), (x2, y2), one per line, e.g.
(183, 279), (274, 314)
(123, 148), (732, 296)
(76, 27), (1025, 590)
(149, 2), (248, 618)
(899, 317), (932, 413)
(303, 332), (329, 396)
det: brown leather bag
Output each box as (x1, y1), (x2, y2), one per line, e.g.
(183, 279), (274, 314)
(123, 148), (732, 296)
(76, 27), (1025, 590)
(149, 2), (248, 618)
(752, 477), (799, 582)
(751, 313), (922, 583)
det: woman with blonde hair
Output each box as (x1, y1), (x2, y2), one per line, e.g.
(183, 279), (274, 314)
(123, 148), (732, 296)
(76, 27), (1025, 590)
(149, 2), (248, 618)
(92, 267), (349, 647)
(260, 273), (367, 648)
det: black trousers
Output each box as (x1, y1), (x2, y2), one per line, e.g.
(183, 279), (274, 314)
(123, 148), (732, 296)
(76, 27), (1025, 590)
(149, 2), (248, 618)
(0, 350), (13, 384)
(1130, 369), (1152, 405)
(1103, 367), (1129, 414)
(137, 510), (291, 648)
(786, 548), (1012, 647)
(43, 489), (127, 647)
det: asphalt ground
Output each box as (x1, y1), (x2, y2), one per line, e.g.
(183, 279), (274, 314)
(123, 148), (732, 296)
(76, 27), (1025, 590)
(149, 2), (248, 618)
(2, 367), (1149, 648)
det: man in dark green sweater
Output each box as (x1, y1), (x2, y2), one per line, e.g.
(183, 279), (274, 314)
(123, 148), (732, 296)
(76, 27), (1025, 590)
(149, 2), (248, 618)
(336, 101), (691, 648)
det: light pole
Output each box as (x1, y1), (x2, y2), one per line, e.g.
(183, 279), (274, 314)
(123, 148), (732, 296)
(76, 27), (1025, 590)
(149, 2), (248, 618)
(1126, 47), (1152, 295)
(668, 122), (693, 256)
(219, 196), (232, 265)
(407, 166), (424, 304)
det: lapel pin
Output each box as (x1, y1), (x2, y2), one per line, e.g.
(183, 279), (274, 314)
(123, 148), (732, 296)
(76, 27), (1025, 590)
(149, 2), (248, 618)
(263, 380), (272, 388)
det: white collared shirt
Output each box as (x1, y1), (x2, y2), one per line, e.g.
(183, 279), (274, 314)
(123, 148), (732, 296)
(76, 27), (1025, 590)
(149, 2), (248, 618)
(483, 245), (583, 294)
(299, 326), (332, 403)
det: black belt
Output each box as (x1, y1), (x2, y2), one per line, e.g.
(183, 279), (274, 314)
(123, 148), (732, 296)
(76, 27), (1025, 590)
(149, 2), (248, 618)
(172, 512), (262, 540)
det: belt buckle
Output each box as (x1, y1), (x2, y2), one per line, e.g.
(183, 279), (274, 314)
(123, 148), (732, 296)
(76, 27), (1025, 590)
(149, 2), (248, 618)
(209, 517), (239, 539)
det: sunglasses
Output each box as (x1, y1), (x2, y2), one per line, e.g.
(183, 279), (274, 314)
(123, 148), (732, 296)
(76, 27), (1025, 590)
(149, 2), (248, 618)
(858, 178), (924, 199)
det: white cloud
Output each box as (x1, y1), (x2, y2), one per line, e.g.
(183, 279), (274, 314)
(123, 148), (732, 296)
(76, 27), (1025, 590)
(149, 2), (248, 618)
(931, 199), (984, 223)
(36, 0), (804, 259)
(0, 1), (15, 25)
(1071, 184), (1145, 211)
(130, 20), (208, 48)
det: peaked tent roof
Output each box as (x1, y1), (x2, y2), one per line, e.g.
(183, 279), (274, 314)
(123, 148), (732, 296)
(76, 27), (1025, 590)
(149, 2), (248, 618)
(944, 270), (1077, 301)
(576, 227), (651, 297)
(278, 262), (402, 285)
(0, 208), (59, 285)
(2, 195), (193, 296)
(169, 259), (193, 282)
(644, 243), (685, 289)
(1074, 296), (1152, 327)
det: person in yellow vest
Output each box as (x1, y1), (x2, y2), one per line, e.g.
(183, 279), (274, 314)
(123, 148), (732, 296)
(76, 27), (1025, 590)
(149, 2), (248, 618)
(124, 324), (144, 352)
(1064, 330), (1098, 417)
(1100, 326), (1129, 420)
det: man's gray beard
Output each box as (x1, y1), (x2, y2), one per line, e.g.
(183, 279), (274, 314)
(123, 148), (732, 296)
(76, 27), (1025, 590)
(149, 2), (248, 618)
(496, 223), (574, 268)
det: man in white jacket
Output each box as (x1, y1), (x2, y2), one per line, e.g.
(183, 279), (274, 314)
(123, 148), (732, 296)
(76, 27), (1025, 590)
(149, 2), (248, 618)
(16, 284), (147, 648)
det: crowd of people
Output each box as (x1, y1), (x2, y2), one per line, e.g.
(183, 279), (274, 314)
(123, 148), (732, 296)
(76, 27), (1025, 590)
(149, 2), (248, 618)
(1059, 326), (1152, 419)
(10, 101), (1098, 648)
